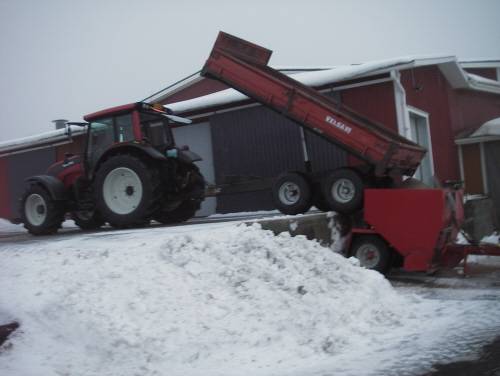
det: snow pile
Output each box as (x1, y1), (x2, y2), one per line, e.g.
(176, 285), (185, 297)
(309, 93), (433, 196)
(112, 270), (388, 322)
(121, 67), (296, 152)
(0, 219), (24, 234)
(481, 232), (500, 244)
(0, 223), (418, 376)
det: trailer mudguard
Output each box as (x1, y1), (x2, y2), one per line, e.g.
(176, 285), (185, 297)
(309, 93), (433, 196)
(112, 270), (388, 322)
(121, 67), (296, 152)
(26, 175), (67, 201)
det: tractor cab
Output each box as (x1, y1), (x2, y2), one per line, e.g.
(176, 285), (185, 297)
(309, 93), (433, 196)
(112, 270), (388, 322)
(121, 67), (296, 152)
(82, 102), (193, 176)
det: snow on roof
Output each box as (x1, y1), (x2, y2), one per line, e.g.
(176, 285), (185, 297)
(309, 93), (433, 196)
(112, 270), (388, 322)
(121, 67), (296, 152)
(467, 73), (500, 88)
(0, 125), (85, 155)
(168, 55), (500, 116)
(471, 117), (500, 137)
(455, 116), (500, 144)
(459, 58), (500, 69)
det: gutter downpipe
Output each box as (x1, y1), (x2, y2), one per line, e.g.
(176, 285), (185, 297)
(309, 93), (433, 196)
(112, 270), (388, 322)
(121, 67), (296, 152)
(391, 70), (411, 139)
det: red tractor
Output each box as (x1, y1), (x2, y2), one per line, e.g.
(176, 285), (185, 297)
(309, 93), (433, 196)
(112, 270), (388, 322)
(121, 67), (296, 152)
(20, 102), (205, 235)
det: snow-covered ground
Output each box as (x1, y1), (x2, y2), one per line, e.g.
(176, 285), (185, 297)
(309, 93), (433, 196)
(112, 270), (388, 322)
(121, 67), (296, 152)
(0, 219), (77, 235)
(1, 222), (500, 376)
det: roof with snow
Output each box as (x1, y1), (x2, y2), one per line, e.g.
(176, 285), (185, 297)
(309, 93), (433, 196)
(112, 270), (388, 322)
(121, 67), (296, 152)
(456, 117), (500, 144)
(0, 125), (85, 156)
(165, 56), (500, 116)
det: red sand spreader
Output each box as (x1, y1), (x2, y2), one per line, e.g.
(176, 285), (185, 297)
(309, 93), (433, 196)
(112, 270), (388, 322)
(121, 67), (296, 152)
(349, 187), (500, 273)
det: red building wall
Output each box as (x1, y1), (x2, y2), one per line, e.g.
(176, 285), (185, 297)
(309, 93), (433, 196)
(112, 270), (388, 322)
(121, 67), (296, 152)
(448, 89), (500, 135)
(341, 81), (398, 132)
(464, 68), (498, 80)
(340, 81), (398, 166)
(401, 66), (459, 181)
(400, 66), (500, 182)
(163, 78), (229, 105)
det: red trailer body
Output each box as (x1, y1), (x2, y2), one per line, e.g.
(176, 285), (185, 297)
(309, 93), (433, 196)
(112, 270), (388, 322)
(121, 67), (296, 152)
(201, 32), (426, 177)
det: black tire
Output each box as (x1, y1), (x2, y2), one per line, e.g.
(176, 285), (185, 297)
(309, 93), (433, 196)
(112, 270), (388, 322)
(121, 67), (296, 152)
(94, 154), (160, 228)
(272, 172), (312, 215)
(154, 199), (201, 224)
(321, 168), (364, 214)
(71, 210), (105, 230)
(312, 183), (331, 212)
(350, 235), (391, 274)
(20, 184), (65, 235)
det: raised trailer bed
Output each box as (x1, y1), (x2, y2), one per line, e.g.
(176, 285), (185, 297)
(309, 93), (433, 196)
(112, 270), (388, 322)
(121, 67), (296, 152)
(200, 32), (426, 215)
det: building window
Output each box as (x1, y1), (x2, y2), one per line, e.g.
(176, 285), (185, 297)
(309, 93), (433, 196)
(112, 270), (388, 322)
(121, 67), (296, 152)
(408, 107), (435, 185)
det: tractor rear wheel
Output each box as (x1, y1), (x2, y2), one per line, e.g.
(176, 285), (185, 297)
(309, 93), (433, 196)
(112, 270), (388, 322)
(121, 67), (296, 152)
(94, 155), (160, 228)
(154, 199), (201, 224)
(350, 235), (391, 274)
(21, 185), (65, 235)
(272, 172), (312, 215)
(71, 210), (105, 230)
(321, 168), (364, 214)
(153, 168), (204, 224)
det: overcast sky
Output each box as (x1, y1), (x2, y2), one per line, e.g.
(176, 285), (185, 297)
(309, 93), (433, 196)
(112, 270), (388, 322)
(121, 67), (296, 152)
(1, 0), (499, 142)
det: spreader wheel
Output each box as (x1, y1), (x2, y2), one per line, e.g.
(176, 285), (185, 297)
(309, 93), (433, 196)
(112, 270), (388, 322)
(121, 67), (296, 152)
(94, 155), (160, 228)
(321, 168), (364, 214)
(21, 185), (65, 235)
(350, 235), (391, 274)
(272, 172), (312, 215)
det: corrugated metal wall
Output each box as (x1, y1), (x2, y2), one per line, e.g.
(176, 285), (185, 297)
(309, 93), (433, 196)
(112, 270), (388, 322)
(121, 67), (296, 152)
(5, 148), (56, 221)
(0, 158), (11, 220)
(210, 103), (346, 213)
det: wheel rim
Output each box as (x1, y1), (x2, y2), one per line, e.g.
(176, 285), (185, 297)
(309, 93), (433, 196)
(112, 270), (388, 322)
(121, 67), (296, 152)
(355, 243), (381, 269)
(331, 178), (356, 204)
(278, 182), (301, 205)
(102, 167), (143, 215)
(25, 193), (47, 226)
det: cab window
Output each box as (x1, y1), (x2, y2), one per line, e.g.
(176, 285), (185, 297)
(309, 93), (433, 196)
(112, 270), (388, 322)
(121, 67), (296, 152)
(88, 117), (114, 168)
(116, 114), (134, 142)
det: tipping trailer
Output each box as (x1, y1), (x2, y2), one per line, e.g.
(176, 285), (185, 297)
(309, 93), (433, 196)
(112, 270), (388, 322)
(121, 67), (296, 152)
(201, 32), (426, 215)
(200, 32), (500, 273)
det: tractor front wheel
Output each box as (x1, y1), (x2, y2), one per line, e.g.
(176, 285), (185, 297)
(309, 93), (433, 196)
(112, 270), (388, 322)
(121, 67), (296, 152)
(21, 185), (65, 235)
(94, 155), (160, 228)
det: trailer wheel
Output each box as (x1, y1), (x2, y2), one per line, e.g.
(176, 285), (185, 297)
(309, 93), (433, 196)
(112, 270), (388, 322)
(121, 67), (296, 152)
(351, 235), (391, 274)
(322, 168), (364, 214)
(71, 210), (105, 230)
(272, 172), (312, 215)
(154, 199), (201, 224)
(94, 155), (160, 228)
(21, 184), (65, 235)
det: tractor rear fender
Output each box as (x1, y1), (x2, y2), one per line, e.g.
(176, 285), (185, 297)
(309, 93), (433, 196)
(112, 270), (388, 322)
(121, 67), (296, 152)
(178, 149), (202, 164)
(91, 144), (167, 177)
(26, 175), (68, 201)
